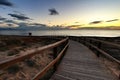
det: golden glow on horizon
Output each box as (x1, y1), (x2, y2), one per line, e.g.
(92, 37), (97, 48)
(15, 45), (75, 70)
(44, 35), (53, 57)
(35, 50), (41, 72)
(37, 18), (120, 28)
(35, 14), (120, 29)
(39, 8), (120, 28)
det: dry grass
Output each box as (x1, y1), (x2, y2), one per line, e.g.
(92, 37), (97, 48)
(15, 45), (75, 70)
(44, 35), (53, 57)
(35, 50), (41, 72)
(0, 49), (53, 80)
(0, 36), (57, 80)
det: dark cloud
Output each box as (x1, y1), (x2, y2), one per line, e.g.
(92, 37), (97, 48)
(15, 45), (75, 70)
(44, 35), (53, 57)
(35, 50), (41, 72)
(5, 20), (17, 24)
(0, 0), (13, 7)
(16, 22), (48, 28)
(30, 23), (46, 26)
(7, 23), (13, 27)
(17, 22), (28, 26)
(89, 21), (102, 24)
(0, 16), (6, 21)
(49, 8), (59, 15)
(0, 16), (17, 24)
(8, 13), (30, 20)
(106, 19), (119, 22)
(1, 19), (18, 27)
(17, 22), (41, 27)
(68, 25), (83, 28)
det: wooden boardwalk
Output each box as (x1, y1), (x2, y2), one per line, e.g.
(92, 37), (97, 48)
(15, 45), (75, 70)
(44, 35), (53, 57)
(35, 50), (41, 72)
(50, 40), (118, 80)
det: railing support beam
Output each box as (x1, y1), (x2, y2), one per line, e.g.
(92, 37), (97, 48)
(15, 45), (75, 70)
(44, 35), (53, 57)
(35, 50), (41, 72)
(53, 47), (57, 71)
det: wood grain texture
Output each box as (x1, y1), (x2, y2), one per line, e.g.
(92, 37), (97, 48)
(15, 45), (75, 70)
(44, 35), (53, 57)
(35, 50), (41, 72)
(51, 40), (118, 80)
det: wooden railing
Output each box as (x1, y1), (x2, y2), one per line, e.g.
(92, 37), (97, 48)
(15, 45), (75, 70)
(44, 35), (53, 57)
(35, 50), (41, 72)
(70, 36), (120, 61)
(86, 42), (120, 63)
(69, 36), (120, 78)
(0, 37), (69, 80)
(85, 38), (120, 49)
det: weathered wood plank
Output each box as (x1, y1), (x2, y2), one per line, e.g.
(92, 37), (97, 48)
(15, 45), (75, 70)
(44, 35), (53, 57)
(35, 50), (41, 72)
(51, 40), (118, 80)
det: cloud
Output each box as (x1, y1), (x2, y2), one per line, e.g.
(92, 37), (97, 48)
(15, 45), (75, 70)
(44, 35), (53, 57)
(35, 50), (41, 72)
(89, 21), (102, 24)
(0, 16), (6, 21)
(5, 20), (17, 24)
(68, 24), (83, 28)
(0, 17), (19, 27)
(16, 22), (40, 27)
(106, 19), (119, 22)
(0, 21), (18, 27)
(0, 0), (13, 7)
(29, 23), (46, 26)
(8, 13), (30, 20)
(7, 23), (12, 26)
(49, 8), (59, 15)
(7, 23), (18, 27)
(0, 16), (17, 27)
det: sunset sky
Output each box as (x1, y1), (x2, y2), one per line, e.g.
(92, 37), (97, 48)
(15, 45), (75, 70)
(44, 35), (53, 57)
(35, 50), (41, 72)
(0, 0), (120, 29)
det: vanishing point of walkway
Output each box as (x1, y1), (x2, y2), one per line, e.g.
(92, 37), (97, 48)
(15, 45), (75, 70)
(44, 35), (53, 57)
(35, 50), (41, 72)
(50, 40), (118, 80)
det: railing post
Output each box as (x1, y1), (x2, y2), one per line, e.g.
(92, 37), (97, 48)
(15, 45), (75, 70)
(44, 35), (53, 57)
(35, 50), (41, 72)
(96, 42), (101, 57)
(53, 47), (57, 59)
(89, 39), (92, 44)
(98, 42), (102, 49)
(63, 38), (68, 53)
(83, 37), (86, 45)
(119, 74), (120, 79)
(53, 47), (57, 71)
(77, 37), (79, 42)
(78, 38), (80, 43)
(96, 51), (100, 57)
(81, 37), (84, 43)
(89, 40), (92, 49)
(66, 38), (69, 45)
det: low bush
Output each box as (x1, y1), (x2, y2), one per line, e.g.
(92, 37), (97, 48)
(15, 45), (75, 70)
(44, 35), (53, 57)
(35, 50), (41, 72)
(7, 65), (20, 74)
(25, 59), (35, 67)
(7, 49), (19, 56)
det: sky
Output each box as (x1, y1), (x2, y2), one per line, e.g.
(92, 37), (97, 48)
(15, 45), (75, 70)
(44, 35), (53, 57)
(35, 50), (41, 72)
(0, 0), (120, 29)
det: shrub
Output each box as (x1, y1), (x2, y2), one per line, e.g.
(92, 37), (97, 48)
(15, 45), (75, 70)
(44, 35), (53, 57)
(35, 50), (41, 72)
(7, 49), (19, 56)
(25, 59), (35, 67)
(4, 39), (21, 46)
(0, 47), (8, 51)
(7, 65), (20, 74)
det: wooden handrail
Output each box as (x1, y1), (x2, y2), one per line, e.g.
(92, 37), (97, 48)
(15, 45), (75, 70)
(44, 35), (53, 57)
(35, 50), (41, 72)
(84, 41), (120, 64)
(69, 36), (120, 78)
(0, 37), (68, 70)
(32, 43), (69, 80)
(82, 41), (120, 78)
(70, 36), (120, 63)
(87, 38), (120, 48)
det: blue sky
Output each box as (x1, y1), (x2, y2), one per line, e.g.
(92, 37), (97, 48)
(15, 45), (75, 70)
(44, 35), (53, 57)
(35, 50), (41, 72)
(0, 0), (120, 28)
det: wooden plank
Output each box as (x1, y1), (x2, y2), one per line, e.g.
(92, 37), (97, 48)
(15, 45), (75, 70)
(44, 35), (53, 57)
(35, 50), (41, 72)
(51, 40), (118, 80)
